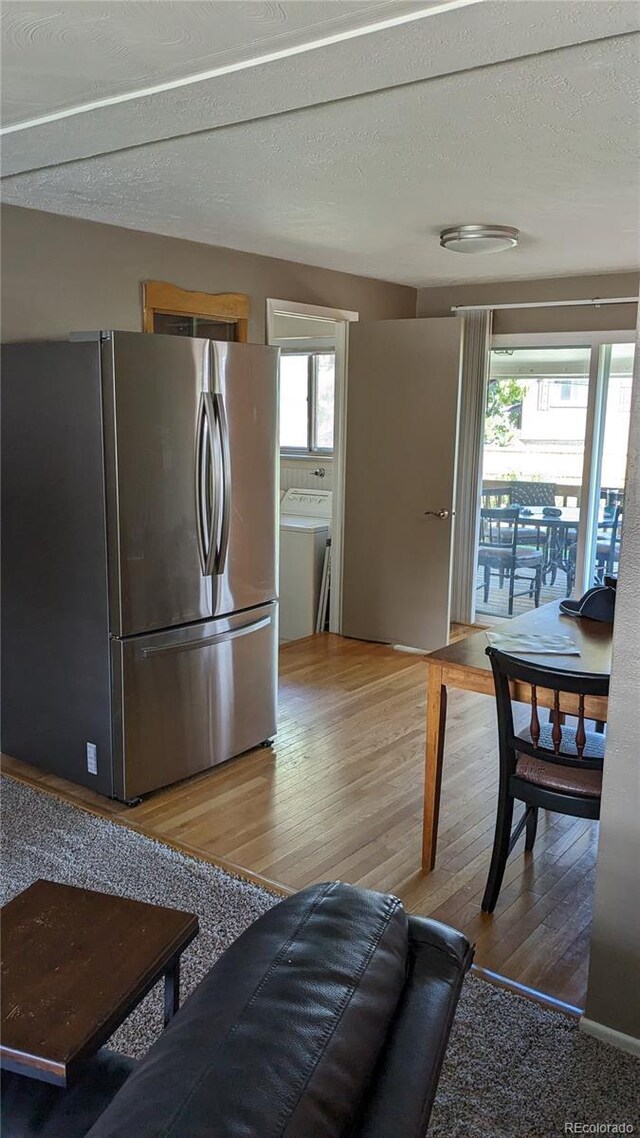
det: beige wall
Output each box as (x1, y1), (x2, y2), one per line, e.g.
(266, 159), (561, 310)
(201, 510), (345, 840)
(5, 206), (635, 344)
(417, 272), (639, 335)
(584, 317), (640, 1046)
(0, 205), (416, 344)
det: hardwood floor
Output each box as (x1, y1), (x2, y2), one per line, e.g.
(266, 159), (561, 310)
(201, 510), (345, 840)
(2, 632), (596, 1010)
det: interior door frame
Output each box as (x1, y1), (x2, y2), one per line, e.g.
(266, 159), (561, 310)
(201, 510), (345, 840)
(489, 330), (636, 601)
(266, 298), (359, 634)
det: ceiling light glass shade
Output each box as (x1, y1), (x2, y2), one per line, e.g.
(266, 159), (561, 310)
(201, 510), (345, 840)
(440, 225), (520, 254)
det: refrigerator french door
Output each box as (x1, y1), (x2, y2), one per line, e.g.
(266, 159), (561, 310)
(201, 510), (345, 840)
(103, 333), (278, 636)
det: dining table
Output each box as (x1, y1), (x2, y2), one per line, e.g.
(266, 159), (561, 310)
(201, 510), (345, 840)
(421, 600), (612, 872)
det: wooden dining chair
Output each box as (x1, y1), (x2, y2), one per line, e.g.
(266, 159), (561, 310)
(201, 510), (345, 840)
(482, 647), (609, 913)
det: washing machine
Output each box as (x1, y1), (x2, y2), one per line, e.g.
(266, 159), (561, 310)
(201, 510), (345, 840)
(279, 488), (333, 643)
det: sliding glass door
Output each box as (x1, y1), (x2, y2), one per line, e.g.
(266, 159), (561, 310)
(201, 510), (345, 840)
(584, 343), (635, 589)
(474, 334), (635, 621)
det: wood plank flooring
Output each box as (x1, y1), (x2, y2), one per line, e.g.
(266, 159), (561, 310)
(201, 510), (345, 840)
(2, 632), (596, 1010)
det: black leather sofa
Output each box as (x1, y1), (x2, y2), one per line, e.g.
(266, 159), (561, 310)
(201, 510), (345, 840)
(2, 881), (473, 1137)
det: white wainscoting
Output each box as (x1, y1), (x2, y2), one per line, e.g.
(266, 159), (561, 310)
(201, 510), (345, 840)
(280, 457), (334, 492)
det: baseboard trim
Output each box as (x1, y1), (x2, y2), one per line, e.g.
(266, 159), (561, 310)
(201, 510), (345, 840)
(580, 1016), (640, 1057)
(472, 964), (582, 1018)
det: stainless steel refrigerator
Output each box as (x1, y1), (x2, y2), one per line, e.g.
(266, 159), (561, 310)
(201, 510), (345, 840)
(1, 331), (279, 801)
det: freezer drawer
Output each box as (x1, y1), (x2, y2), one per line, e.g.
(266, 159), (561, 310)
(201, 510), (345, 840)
(111, 604), (277, 800)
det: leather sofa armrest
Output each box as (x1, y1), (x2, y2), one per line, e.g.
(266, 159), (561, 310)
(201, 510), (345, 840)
(350, 915), (474, 1138)
(86, 882), (410, 1138)
(1, 1051), (135, 1138)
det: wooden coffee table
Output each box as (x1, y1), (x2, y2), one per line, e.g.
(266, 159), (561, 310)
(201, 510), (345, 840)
(0, 879), (198, 1086)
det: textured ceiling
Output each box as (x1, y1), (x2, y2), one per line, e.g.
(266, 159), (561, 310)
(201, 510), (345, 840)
(1, 1), (639, 287)
(0, 0), (427, 125)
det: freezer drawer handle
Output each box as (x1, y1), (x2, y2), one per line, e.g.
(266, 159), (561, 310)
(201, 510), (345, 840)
(140, 615), (271, 658)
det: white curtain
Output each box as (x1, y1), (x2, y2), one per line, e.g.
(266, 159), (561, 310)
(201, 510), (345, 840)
(450, 309), (493, 625)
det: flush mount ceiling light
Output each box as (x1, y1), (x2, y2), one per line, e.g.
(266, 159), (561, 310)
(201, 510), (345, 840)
(440, 224), (520, 254)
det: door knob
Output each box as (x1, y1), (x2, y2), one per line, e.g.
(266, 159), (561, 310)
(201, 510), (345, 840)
(424, 509), (454, 520)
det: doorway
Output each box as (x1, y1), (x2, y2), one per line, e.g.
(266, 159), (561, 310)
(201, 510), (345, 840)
(266, 299), (359, 636)
(585, 343), (634, 588)
(475, 333), (636, 621)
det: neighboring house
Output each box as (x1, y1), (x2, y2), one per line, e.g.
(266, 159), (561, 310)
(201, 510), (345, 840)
(485, 347), (634, 490)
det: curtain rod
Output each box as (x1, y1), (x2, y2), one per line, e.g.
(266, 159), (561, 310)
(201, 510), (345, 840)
(451, 296), (639, 313)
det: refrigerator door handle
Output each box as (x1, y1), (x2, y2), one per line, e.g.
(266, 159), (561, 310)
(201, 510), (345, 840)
(195, 392), (219, 577)
(194, 393), (208, 575)
(140, 615), (271, 658)
(203, 392), (220, 577)
(213, 392), (232, 575)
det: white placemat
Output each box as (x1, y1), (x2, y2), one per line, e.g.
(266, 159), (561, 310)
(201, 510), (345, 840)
(486, 631), (580, 656)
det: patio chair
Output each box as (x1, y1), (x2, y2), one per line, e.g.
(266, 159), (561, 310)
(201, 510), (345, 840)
(477, 508), (543, 616)
(506, 481), (556, 551)
(482, 648), (608, 913)
(507, 482), (557, 508)
(481, 487), (511, 509)
(599, 487), (624, 513)
(596, 504), (623, 580)
(566, 503), (623, 590)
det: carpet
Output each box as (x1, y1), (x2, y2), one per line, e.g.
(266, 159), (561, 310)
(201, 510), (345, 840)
(430, 980), (639, 1138)
(1, 775), (638, 1137)
(0, 775), (280, 1058)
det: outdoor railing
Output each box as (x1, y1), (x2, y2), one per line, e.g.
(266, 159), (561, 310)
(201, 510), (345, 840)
(481, 479), (583, 507)
(481, 481), (624, 511)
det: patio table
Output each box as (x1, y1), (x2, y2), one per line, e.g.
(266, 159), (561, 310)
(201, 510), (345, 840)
(517, 506), (580, 591)
(518, 506), (616, 592)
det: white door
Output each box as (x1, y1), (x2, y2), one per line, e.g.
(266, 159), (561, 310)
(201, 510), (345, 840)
(341, 317), (462, 651)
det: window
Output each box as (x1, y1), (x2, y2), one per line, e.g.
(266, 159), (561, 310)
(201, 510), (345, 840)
(477, 346), (591, 619)
(143, 281), (249, 341)
(152, 313), (236, 341)
(279, 351), (335, 453)
(547, 378), (589, 408)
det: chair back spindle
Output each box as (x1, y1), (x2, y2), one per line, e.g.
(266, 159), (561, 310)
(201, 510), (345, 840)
(551, 691), (562, 753)
(530, 685), (540, 747)
(487, 648), (608, 773)
(576, 695), (586, 758)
